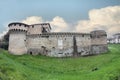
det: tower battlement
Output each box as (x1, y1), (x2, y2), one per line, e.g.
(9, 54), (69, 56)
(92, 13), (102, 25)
(8, 22), (29, 32)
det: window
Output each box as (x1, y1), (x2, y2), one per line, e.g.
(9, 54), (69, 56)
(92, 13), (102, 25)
(30, 52), (32, 55)
(52, 47), (55, 49)
(82, 34), (84, 37)
(19, 24), (21, 26)
(58, 53), (63, 54)
(32, 25), (34, 28)
(58, 39), (63, 49)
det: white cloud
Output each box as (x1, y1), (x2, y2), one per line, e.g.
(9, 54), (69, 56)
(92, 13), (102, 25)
(49, 16), (69, 32)
(1, 6), (119, 39)
(22, 16), (43, 25)
(75, 6), (120, 37)
(20, 6), (120, 37)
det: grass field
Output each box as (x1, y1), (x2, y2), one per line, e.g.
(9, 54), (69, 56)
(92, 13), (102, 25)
(0, 44), (120, 80)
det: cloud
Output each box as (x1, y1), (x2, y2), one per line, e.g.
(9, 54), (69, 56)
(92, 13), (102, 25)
(49, 16), (69, 32)
(20, 6), (120, 37)
(1, 6), (119, 39)
(22, 16), (43, 25)
(75, 6), (120, 37)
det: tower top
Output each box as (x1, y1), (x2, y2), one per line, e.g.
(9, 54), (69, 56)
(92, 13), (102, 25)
(8, 22), (29, 27)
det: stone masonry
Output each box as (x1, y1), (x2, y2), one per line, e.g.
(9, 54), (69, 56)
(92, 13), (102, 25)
(8, 22), (108, 57)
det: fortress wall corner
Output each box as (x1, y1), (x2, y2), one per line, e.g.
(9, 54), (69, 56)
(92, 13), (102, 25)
(90, 30), (108, 54)
(8, 23), (28, 55)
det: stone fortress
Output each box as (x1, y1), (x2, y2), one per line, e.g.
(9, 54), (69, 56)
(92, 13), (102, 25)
(8, 22), (108, 57)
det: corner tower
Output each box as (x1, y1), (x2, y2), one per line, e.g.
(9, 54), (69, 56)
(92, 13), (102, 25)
(8, 22), (29, 55)
(90, 30), (108, 54)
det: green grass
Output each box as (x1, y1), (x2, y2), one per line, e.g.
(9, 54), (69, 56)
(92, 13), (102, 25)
(0, 44), (120, 80)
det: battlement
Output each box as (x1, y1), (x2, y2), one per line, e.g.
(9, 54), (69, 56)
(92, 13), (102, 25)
(9, 29), (27, 33)
(27, 32), (90, 38)
(8, 22), (29, 32)
(8, 22), (29, 27)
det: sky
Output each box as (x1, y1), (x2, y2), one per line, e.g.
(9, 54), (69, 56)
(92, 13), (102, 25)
(0, 0), (120, 37)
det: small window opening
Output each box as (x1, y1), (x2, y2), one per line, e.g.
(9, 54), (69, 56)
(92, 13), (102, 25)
(52, 47), (55, 49)
(32, 25), (34, 28)
(30, 52), (32, 55)
(58, 53), (63, 54)
(82, 34), (84, 37)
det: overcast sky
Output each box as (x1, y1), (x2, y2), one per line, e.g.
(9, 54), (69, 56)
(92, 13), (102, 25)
(0, 0), (120, 37)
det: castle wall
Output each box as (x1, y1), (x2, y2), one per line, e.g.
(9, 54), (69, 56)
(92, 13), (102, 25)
(27, 33), (91, 57)
(76, 34), (91, 56)
(8, 22), (108, 57)
(9, 31), (27, 55)
(27, 34), (73, 57)
(91, 36), (107, 45)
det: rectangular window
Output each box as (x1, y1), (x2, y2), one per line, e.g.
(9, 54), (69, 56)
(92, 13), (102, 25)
(82, 34), (84, 37)
(58, 39), (63, 49)
(32, 25), (34, 28)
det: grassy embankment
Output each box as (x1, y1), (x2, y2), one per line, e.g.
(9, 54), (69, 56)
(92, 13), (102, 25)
(0, 44), (120, 80)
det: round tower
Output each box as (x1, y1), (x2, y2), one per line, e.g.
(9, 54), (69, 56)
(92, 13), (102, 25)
(90, 30), (108, 54)
(8, 22), (29, 55)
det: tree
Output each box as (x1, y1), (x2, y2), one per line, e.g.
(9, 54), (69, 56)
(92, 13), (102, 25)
(0, 32), (9, 50)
